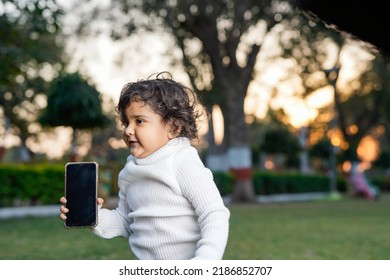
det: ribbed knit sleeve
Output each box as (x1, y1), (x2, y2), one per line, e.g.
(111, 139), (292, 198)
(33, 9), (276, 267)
(174, 147), (230, 260)
(92, 184), (132, 239)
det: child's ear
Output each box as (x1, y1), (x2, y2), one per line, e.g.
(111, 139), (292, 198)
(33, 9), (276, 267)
(166, 121), (181, 139)
(168, 128), (180, 139)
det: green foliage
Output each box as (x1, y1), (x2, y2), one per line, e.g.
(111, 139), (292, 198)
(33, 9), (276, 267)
(0, 163), (124, 206)
(252, 171), (332, 195)
(309, 138), (332, 158)
(260, 126), (302, 154)
(213, 171), (234, 196)
(372, 150), (390, 169)
(40, 72), (110, 129)
(0, 0), (64, 143)
(0, 164), (233, 205)
(0, 164), (64, 206)
(370, 176), (390, 192)
(208, 169), (348, 196)
(0, 164), (353, 207)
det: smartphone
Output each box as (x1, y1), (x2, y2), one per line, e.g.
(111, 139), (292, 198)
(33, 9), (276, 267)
(64, 162), (98, 228)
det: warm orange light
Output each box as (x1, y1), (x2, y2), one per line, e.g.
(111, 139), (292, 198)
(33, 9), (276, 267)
(212, 105), (224, 145)
(357, 136), (379, 163)
(342, 161), (351, 172)
(328, 128), (343, 147)
(347, 125), (358, 135)
(264, 160), (275, 170)
(331, 136), (342, 147)
(375, 125), (385, 135)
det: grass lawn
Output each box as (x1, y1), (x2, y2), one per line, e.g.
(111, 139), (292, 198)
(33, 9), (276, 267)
(1, 193), (389, 260)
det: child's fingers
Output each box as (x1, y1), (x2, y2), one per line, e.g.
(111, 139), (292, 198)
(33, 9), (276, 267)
(97, 197), (104, 206)
(60, 205), (68, 213)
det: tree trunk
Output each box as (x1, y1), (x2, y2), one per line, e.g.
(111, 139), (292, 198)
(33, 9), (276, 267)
(228, 147), (256, 202)
(223, 82), (256, 203)
(299, 126), (310, 173)
(70, 128), (79, 162)
(19, 132), (32, 162)
(205, 106), (228, 171)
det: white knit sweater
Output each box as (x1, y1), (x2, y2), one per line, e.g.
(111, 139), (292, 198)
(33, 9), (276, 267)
(92, 137), (230, 260)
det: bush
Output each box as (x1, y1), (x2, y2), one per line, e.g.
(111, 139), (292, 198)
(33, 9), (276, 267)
(0, 164), (64, 207)
(252, 171), (342, 195)
(213, 171), (234, 196)
(370, 176), (390, 192)
(0, 164), (350, 207)
(216, 170), (346, 196)
(0, 163), (124, 207)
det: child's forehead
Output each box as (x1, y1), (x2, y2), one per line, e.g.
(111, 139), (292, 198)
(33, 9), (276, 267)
(129, 94), (143, 102)
(124, 99), (159, 117)
(126, 99), (149, 110)
(126, 95), (148, 107)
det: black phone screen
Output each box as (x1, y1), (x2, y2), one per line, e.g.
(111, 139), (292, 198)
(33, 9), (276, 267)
(65, 162), (98, 228)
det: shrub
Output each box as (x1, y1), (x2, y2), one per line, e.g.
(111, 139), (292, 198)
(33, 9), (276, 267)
(252, 171), (340, 195)
(0, 164), (64, 206)
(0, 164), (351, 207)
(213, 171), (234, 196)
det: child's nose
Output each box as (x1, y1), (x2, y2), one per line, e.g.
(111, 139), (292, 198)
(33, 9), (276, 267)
(125, 124), (134, 135)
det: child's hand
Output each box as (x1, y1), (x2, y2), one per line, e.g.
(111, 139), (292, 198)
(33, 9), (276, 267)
(59, 197), (68, 221)
(97, 197), (104, 208)
(59, 196), (104, 221)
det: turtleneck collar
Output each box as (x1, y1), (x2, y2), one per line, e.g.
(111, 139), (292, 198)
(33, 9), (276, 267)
(131, 137), (190, 166)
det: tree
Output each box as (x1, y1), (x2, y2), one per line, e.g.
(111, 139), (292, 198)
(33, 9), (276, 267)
(0, 0), (64, 161)
(273, 4), (389, 158)
(260, 126), (301, 162)
(287, 45), (389, 166)
(39, 72), (110, 161)
(249, 108), (301, 170)
(335, 58), (388, 162)
(70, 0), (296, 202)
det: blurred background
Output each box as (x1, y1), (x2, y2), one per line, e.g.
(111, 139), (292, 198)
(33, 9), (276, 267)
(1, 0), (390, 206)
(2, 0), (390, 261)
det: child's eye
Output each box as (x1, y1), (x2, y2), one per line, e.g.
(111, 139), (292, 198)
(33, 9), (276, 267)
(121, 121), (129, 128)
(136, 119), (144, 125)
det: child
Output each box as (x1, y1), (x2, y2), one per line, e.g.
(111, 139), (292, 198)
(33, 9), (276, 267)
(59, 72), (230, 260)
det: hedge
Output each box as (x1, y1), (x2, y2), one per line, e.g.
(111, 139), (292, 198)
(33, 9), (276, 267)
(252, 171), (344, 195)
(0, 164), (353, 207)
(0, 164), (64, 207)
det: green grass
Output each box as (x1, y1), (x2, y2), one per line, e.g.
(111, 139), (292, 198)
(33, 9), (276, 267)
(1, 194), (390, 260)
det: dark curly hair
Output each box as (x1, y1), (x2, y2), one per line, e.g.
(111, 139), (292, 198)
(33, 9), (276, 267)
(116, 72), (205, 140)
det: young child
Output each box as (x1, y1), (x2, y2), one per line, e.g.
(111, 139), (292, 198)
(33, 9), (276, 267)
(59, 72), (230, 260)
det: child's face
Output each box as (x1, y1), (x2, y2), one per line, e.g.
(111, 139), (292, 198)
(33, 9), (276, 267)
(122, 100), (172, 159)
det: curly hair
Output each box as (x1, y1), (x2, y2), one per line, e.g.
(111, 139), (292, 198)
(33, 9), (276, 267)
(116, 72), (205, 140)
